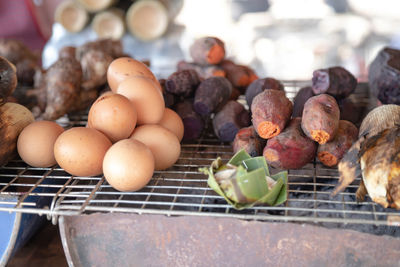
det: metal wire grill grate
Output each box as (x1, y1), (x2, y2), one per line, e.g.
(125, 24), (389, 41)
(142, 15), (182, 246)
(1, 81), (399, 233)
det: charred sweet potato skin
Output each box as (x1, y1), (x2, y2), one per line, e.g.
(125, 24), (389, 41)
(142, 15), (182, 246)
(245, 78), (284, 108)
(312, 66), (357, 100)
(251, 90), (292, 139)
(175, 100), (204, 141)
(165, 69), (200, 97)
(193, 77), (232, 115)
(213, 101), (250, 142)
(233, 126), (266, 157)
(292, 86), (314, 117)
(177, 61), (225, 80)
(301, 94), (340, 145)
(317, 120), (358, 167)
(263, 118), (317, 169)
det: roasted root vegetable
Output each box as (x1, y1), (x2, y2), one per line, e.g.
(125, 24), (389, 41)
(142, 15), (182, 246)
(312, 66), (357, 100)
(193, 77), (232, 115)
(317, 120), (358, 167)
(0, 103), (34, 166)
(251, 90), (292, 139)
(212, 101), (250, 142)
(245, 77), (284, 108)
(190, 37), (225, 65)
(368, 47), (400, 105)
(338, 97), (365, 125)
(200, 149), (287, 209)
(333, 105), (400, 208)
(301, 94), (340, 144)
(177, 61), (225, 80)
(220, 60), (255, 88)
(159, 79), (178, 108)
(37, 57), (83, 120)
(292, 86), (314, 117)
(0, 56), (17, 105)
(233, 126), (266, 157)
(165, 69), (200, 97)
(263, 118), (317, 169)
(0, 39), (39, 86)
(175, 100), (204, 141)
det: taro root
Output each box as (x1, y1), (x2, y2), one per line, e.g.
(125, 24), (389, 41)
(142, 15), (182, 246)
(0, 103), (34, 166)
(317, 120), (358, 167)
(38, 57), (83, 120)
(177, 61), (226, 80)
(251, 90), (292, 139)
(263, 118), (317, 169)
(245, 77), (284, 108)
(0, 38), (39, 86)
(190, 37), (225, 65)
(301, 94), (340, 145)
(368, 47), (400, 105)
(175, 100), (204, 141)
(292, 86), (314, 118)
(200, 149), (287, 209)
(165, 69), (200, 97)
(0, 56), (17, 105)
(212, 101), (250, 142)
(193, 76), (232, 115)
(233, 126), (266, 157)
(312, 66), (357, 100)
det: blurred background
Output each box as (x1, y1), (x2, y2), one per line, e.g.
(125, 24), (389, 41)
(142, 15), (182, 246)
(2, 0), (400, 80)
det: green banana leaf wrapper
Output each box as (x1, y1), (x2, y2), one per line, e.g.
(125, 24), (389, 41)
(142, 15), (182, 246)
(199, 149), (288, 210)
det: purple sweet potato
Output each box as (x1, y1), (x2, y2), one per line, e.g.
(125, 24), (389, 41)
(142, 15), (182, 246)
(159, 79), (178, 108)
(251, 90), (293, 139)
(165, 69), (200, 97)
(263, 118), (317, 169)
(292, 86), (314, 117)
(190, 37), (225, 65)
(317, 120), (358, 167)
(175, 100), (204, 141)
(229, 87), (241, 101)
(245, 78), (284, 108)
(301, 94), (340, 144)
(312, 66), (357, 99)
(368, 47), (400, 105)
(213, 101), (250, 142)
(193, 76), (232, 115)
(232, 126), (266, 157)
(338, 97), (365, 125)
(177, 61), (226, 80)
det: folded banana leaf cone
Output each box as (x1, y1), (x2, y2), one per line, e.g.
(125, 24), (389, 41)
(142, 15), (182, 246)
(200, 149), (288, 210)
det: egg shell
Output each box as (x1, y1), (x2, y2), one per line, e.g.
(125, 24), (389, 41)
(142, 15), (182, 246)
(107, 57), (161, 92)
(117, 76), (165, 125)
(130, 124), (181, 170)
(158, 108), (184, 141)
(103, 139), (154, 191)
(54, 127), (112, 177)
(88, 93), (137, 143)
(17, 121), (64, 167)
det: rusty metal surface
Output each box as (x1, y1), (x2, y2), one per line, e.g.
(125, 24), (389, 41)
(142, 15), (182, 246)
(59, 213), (400, 267)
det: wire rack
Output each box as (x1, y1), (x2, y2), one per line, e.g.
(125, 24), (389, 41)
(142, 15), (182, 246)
(0, 81), (399, 234)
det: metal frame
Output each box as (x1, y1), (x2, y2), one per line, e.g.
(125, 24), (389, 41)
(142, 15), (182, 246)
(1, 81), (399, 231)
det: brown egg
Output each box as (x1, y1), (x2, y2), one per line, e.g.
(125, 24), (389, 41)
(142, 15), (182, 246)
(117, 76), (165, 125)
(158, 108), (184, 141)
(130, 124), (180, 170)
(107, 57), (161, 92)
(103, 139), (154, 191)
(17, 121), (64, 167)
(54, 127), (112, 176)
(88, 93), (137, 143)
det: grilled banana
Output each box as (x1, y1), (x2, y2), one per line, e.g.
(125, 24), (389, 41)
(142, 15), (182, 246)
(332, 104), (400, 209)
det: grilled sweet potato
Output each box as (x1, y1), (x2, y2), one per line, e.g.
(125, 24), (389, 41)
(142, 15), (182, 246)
(175, 100), (204, 141)
(190, 37), (225, 65)
(301, 94), (340, 144)
(251, 90), (292, 139)
(292, 86), (314, 117)
(165, 69), (200, 97)
(263, 118), (317, 169)
(245, 78), (284, 108)
(232, 126), (266, 157)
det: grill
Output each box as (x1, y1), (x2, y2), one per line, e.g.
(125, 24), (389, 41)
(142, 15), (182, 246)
(0, 81), (399, 236)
